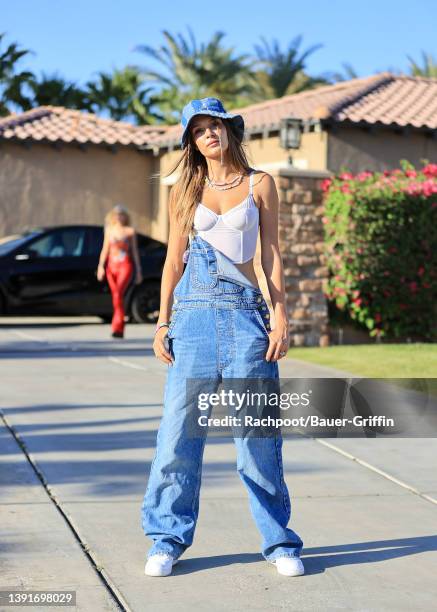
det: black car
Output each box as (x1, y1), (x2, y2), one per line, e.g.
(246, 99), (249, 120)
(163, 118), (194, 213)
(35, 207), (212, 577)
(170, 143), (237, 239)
(0, 224), (167, 323)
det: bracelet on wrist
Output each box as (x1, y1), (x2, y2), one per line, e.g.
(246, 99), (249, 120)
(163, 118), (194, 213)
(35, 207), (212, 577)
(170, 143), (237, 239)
(155, 322), (170, 335)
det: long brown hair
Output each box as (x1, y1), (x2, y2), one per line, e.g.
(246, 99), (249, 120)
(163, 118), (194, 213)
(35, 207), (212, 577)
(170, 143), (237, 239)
(155, 118), (252, 238)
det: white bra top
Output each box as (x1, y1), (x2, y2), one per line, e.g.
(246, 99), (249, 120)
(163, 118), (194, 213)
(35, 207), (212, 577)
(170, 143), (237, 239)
(192, 170), (259, 263)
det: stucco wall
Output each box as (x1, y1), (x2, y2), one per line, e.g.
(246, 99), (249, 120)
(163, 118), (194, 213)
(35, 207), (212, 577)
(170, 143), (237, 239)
(245, 130), (328, 172)
(0, 141), (154, 237)
(3, 125), (435, 242)
(327, 127), (437, 173)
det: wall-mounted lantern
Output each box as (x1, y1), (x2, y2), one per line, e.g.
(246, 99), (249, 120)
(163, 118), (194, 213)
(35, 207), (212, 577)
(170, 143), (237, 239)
(280, 117), (303, 166)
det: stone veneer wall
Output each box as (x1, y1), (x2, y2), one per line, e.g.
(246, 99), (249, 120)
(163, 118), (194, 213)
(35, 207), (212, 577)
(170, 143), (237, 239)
(276, 167), (333, 347)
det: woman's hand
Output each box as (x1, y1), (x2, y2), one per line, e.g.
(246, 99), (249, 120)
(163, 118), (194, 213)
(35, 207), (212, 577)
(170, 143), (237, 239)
(96, 264), (106, 282)
(265, 319), (290, 362)
(153, 326), (174, 366)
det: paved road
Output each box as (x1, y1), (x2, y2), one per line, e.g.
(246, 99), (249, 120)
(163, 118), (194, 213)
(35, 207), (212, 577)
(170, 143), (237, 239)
(1, 317), (436, 611)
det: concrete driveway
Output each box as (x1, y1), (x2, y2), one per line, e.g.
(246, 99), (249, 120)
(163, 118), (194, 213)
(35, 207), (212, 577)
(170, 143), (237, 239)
(1, 317), (436, 611)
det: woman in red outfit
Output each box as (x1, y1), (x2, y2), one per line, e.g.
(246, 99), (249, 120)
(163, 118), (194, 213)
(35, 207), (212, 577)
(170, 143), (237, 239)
(97, 205), (142, 338)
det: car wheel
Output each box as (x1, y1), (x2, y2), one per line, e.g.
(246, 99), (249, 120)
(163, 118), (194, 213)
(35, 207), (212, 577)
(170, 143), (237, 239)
(130, 281), (160, 324)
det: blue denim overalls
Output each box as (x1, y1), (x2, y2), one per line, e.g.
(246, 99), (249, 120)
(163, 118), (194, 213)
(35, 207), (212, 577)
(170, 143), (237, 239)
(141, 234), (303, 563)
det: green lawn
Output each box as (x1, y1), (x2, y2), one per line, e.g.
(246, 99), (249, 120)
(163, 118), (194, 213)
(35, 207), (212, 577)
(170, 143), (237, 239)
(288, 343), (437, 398)
(288, 343), (436, 378)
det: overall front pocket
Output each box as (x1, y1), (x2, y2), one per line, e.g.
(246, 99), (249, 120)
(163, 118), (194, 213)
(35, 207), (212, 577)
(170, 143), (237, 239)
(190, 252), (218, 290)
(219, 277), (245, 294)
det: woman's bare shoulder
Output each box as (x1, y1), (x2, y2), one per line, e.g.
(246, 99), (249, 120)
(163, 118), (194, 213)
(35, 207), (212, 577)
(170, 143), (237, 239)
(251, 170), (274, 208)
(252, 169), (272, 181)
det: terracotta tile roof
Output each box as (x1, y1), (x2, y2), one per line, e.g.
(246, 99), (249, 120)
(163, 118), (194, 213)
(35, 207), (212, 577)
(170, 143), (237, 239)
(329, 74), (437, 129)
(0, 106), (168, 147)
(2, 73), (436, 151)
(146, 72), (437, 149)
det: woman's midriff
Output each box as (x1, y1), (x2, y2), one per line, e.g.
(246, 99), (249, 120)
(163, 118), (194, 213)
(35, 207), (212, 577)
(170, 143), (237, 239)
(233, 259), (260, 288)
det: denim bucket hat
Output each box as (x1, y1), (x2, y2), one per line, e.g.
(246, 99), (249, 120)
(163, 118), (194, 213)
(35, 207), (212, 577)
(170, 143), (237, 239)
(180, 97), (245, 149)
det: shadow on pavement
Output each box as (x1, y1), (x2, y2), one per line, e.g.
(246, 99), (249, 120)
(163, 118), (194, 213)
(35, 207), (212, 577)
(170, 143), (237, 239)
(172, 534), (437, 575)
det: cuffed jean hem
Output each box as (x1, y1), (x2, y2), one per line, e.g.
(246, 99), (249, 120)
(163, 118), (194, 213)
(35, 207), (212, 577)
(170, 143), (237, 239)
(265, 552), (302, 564)
(264, 546), (303, 563)
(146, 541), (186, 561)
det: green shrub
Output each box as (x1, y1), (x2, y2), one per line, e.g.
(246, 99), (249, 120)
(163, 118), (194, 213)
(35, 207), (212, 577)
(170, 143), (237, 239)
(322, 160), (437, 340)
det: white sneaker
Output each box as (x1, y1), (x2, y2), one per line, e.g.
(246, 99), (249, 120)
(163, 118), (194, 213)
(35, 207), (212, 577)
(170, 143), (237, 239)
(144, 553), (179, 577)
(274, 556), (305, 577)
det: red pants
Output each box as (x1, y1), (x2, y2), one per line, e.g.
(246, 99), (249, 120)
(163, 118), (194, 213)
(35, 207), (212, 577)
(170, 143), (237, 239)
(106, 258), (133, 334)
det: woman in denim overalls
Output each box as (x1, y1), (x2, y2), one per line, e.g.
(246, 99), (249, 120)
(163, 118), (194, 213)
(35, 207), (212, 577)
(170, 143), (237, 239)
(142, 98), (304, 578)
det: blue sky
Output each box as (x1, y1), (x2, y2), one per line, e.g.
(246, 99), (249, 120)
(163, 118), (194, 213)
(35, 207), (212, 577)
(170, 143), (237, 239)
(2, 0), (437, 88)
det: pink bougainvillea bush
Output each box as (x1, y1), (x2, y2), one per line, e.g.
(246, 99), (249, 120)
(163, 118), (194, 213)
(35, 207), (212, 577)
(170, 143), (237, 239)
(322, 159), (437, 340)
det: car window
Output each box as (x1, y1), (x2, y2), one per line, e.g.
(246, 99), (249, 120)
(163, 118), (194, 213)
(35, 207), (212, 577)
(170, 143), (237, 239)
(28, 228), (87, 258)
(0, 233), (40, 256)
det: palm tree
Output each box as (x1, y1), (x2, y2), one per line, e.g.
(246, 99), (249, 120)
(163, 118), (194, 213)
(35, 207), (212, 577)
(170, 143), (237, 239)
(324, 62), (360, 83)
(250, 35), (329, 100)
(85, 66), (162, 124)
(406, 51), (437, 78)
(0, 32), (34, 115)
(27, 71), (89, 109)
(132, 26), (256, 122)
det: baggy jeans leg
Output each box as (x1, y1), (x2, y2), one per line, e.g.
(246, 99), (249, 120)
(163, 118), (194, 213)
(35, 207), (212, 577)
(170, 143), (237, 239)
(141, 309), (219, 561)
(222, 306), (304, 562)
(233, 433), (303, 562)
